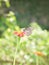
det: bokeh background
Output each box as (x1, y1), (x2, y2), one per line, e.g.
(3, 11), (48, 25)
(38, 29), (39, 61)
(0, 0), (49, 65)
(0, 0), (49, 28)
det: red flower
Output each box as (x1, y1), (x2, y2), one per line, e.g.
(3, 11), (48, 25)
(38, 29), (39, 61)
(14, 31), (25, 37)
(34, 51), (44, 56)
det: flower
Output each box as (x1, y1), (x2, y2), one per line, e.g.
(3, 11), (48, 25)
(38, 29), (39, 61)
(14, 31), (25, 37)
(34, 51), (44, 56)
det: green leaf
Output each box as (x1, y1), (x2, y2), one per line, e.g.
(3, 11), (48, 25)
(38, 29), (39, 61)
(4, 0), (10, 7)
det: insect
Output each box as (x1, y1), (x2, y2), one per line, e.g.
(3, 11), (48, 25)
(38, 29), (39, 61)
(23, 27), (33, 36)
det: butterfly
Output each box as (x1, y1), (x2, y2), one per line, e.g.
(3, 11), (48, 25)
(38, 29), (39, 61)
(23, 27), (33, 36)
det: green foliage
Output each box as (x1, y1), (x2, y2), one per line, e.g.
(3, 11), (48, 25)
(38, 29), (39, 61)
(0, 22), (49, 65)
(0, 0), (10, 7)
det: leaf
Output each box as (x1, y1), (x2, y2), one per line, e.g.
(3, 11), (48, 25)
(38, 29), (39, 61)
(4, 0), (10, 7)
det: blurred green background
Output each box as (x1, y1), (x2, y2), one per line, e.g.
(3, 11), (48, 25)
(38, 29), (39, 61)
(0, 0), (49, 65)
(0, 0), (49, 28)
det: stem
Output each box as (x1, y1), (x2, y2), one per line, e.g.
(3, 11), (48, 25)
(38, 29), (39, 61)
(36, 55), (39, 65)
(13, 36), (19, 65)
(13, 51), (17, 65)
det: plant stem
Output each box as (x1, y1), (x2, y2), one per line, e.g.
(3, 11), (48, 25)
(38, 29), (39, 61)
(13, 51), (16, 65)
(13, 36), (19, 65)
(36, 55), (39, 65)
